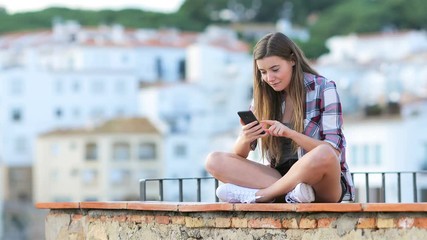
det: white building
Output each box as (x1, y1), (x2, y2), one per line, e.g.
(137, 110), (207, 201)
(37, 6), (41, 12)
(138, 26), (253, 185)
(345, 100), (427, 203)
(315, 30), (427, 114)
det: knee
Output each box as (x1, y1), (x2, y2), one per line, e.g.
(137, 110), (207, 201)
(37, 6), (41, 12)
(309, 144), (340, 170)
(205, 151), (226, 175)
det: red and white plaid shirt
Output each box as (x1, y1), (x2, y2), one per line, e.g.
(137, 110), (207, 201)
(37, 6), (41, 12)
(301, 73), (354, 201)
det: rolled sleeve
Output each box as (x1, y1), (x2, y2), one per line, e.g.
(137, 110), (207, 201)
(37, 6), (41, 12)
(321, 81), (345, 151)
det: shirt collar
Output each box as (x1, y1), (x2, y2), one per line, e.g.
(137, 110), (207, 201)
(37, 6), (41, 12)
(304, 72), (316, 91)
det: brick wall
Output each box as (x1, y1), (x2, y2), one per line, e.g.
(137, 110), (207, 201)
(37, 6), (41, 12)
(36, 202), (427, 240)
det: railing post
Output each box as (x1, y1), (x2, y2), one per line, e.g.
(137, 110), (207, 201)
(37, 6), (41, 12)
(197, 178), (201, 202)
(179, 179), (183, 202)
(215, 179), (219, 202)
(140, 179), (146, 201)
(365, 173), (370, 203)
(397, 172), (401, 203)
(159, 179), (164, 201)
(413, 172), (418, 202)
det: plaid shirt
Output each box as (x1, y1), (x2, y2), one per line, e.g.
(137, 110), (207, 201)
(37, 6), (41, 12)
(301, 73), (355, 201)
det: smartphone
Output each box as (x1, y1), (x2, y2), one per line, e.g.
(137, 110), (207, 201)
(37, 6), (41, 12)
(237, 111), (265, 134)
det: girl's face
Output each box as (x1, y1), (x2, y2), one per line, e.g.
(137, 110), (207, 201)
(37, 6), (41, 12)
(256, 56), (294, 92)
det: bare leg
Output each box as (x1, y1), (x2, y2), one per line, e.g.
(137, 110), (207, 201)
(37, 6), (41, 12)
(256, 144), (342, 203)
(205, 152), (282, 189)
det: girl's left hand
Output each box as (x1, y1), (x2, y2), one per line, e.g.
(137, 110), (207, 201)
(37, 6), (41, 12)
(260, 120), (291, 138)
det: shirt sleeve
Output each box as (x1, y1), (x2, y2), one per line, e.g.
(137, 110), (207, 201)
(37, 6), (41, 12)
(321, 80), (345, 151)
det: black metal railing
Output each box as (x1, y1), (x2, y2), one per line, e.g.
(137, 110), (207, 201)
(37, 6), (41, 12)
(139, 171), (427, 203)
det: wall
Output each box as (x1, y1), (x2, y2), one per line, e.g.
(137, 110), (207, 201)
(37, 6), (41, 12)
(37, 202), (427, 240)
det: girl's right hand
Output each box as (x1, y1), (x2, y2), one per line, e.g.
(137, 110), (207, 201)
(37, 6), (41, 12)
(240, 120), (267, 144)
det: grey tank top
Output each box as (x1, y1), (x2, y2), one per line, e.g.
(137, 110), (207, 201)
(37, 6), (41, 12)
(277, 123), (298, 165)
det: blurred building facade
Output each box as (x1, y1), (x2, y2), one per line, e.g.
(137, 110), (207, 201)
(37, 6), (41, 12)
(34, 117), (163, 202)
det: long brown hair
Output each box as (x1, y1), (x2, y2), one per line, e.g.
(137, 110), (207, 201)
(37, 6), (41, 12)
(252, 32), (318, 165)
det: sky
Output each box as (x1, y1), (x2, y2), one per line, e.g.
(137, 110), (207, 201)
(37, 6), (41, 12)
(0, 0), (185, 14)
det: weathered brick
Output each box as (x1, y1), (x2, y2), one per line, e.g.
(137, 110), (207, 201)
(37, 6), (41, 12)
(113, 215), (127, 222)
(171, 216), (186, 225)
(377, 218), (395, 228)
(414, 217), (427, 229)
(203, 218), (216, 227)
(144, 215), (155, 223)
(155, 215), (170, 225)
(299, 218), (317, 229)
(215, 217), (231, 228)
(248, 218), (281, 229)
(398, 217), (414, 229)
(357, 218), (376, 229)
(185, 217), (204, 228)
(129, 215), (144, 223)
(317, 218), (337, 228)
(282, 218), (298, 229)
(231, 217), (248, 228)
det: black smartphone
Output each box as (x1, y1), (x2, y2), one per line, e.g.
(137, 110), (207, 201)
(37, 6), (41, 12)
(237, 111), (265, 134)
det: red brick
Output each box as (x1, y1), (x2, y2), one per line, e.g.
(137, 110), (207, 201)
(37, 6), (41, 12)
(248, 218), (282, 229)
(414, 218), (427, 229)
(129, 215), (144, 223)
(178, 203), (233, 212)
(234, 203), (295, 212)
(362, 203), (427, 212)
(282, 218), (298, 229)
(80, 201), (127, 210)
(127, 202), (178, 211)
(357, 218), (376, 229)
(155, 215), (170, 224)
(299, 218), (317, 229)
(296, 203), (362, 212)
(35, 202), (80, 209)
(144, 215), (155, 223)
(317, 218), (337, 228)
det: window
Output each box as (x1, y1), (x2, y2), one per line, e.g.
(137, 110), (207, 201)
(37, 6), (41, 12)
(112, 142), (130, 161)
(82, 169), (98, 186)
(178, 59), (186, 80)
(11, 108), (22, 122)
(138, 143), (156, 160)
(85, 143), (98, 161)
(156, 57), (163, 80)
(55, 108), (63, 119)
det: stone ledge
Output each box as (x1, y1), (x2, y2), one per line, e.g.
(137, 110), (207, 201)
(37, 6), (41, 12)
(35, 201), (427, 212)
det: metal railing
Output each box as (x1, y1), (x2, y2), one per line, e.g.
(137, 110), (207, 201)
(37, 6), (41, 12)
(139, 171), (427, 203)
